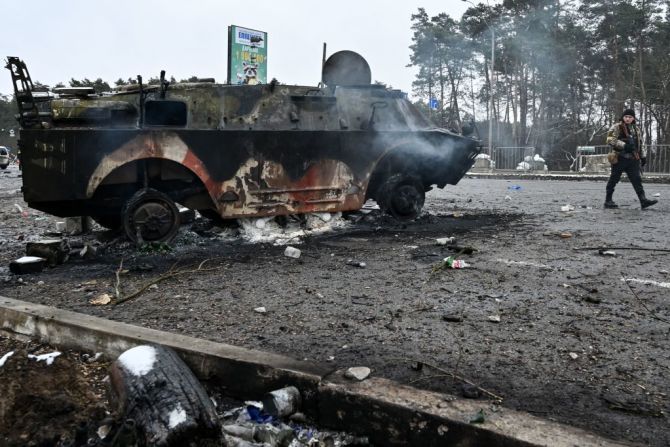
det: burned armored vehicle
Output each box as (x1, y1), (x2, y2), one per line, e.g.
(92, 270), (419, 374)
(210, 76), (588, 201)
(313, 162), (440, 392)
(6, 52), (480, 242)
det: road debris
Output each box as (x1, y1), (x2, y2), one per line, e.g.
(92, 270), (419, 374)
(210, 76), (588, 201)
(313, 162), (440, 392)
(90, 293), (112, 306)
(561, 204), (575, 212)
(487, 315), (501, 323)
(344, 366), (371, 381)
(262, 386), (301, 418)
(0, 351), (14, 367)
(431, 248), (473, 274)
(79, 243), (98, 259)
(28, 351), (62, 365)
(598, 249), (616, 256)
(254, 306), (268, 314)
(469, 409), (487, 424)
(284, 246), (301, 259)
(442, 313), (464, 323)
(9, 256), (46, 274)
(461, 383), (482, 399)
(345, 259), (367, 268)
(113, 259), (220, 305)
(436, 237), (456, 245)
(569, 352), (579, 360)
(26, 239), (70, 266)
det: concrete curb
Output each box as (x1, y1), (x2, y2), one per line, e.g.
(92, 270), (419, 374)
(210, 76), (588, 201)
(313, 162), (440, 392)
(466, 171), (670, 184)
(0, 296), (630, 447)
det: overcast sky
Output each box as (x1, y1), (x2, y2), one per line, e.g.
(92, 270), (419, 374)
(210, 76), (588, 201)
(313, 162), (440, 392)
(0, 0), (474, 97)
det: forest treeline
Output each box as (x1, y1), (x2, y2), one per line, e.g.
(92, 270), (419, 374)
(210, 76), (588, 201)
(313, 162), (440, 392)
(3, 1), (668, 168)
(409, 0), (670, 168)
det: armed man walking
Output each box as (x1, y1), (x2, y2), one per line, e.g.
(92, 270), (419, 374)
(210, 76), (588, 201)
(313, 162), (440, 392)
(604, 108), (658, 209)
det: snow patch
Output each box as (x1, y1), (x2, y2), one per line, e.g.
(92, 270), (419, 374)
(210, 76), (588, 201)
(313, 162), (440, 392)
(238, 213), (347, 245)
(496, 258), (553, 271)
(622, 278), (670, 289)
(118, 345), (157, 377)
(14, 256), (46, 264)
(28, 351), (61, 365)
(0, 351), (14, 367)
(168, 403), (187, 428)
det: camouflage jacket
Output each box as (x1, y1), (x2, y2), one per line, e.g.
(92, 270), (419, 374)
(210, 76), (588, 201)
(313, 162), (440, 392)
(606, 122), (645, 158)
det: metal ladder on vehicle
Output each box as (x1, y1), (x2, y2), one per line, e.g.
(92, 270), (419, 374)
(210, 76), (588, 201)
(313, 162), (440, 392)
(4, 56), (51, 127)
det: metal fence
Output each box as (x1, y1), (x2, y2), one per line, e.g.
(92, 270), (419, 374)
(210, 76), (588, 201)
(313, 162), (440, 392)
(491, 146), (538, 171)
(576, 144), (670, 174)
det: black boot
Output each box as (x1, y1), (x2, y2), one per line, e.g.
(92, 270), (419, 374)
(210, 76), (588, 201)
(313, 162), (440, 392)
(604, 192), (618, 209)
(638, 193), (658, 209)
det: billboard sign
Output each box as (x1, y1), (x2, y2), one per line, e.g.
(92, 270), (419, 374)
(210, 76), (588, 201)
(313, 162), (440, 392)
(228, 25), (267, 85)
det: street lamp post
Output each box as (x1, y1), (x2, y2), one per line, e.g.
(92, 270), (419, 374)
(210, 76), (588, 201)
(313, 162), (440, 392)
(462, 0), (495, 157)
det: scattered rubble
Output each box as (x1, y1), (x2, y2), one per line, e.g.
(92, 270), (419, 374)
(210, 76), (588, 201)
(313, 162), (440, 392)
(9, 255), (46, 274)
(344, 367), (372, 381)
(25, 238), (70, 266)
(435, 237), (456, 245)
(284, 246), (301, 259)
(345, 259), (367, 268)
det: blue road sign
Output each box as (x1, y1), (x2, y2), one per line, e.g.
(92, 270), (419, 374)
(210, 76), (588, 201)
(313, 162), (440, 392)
(429, 98), (439, 110)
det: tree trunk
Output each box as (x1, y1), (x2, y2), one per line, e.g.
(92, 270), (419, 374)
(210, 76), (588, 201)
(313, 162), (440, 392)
(109, 345), (221, 446)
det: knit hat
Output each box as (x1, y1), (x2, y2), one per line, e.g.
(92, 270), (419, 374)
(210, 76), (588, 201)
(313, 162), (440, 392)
(622, 108), (635, 119)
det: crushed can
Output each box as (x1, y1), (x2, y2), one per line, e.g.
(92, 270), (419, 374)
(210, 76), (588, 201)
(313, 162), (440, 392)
(261, 386), (301, 418)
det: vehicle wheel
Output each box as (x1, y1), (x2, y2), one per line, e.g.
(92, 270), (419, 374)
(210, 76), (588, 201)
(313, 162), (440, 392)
(0, 164), (7, 170)
(377, 174), (425, 221)
(91, 213), (122, 230)
(123, 188), (180, 243)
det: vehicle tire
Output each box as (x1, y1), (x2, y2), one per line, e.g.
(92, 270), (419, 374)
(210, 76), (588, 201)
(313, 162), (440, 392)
(91, 213), (123, 230)
(122, 188), (180, 243)
(0, 164), (7, 170)
(377, 174), (425, 221)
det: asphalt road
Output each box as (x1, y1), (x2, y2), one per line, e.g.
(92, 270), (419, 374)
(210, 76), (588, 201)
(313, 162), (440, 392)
(1, 164), (669, 445)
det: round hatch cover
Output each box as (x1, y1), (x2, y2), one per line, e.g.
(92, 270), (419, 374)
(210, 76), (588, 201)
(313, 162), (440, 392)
(322, 51), (371, 86)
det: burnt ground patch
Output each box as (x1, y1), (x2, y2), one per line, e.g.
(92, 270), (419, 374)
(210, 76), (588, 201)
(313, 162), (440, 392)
(1, 171), (669, 446)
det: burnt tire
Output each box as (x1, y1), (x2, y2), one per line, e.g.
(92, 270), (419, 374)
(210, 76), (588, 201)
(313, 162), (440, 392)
(122, 188), (180, 243)
(377, 174), (425, 221)
(91, 213), (122, 230)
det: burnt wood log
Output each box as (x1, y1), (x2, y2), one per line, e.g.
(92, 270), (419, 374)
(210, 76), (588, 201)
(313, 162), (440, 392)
(109, 344), (221, 446)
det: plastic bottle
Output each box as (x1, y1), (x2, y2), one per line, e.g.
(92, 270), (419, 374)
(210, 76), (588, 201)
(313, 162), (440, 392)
(444, 256), (470, 269)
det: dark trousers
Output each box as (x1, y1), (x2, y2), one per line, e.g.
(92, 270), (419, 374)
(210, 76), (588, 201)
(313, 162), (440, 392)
(606, 157), (644, 196)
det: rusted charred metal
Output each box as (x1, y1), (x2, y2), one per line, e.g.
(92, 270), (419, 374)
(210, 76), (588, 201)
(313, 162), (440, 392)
(6, 53), (480, 242)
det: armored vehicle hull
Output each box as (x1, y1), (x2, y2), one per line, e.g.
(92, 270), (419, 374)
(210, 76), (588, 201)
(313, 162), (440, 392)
(7, 55), (480, 242)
